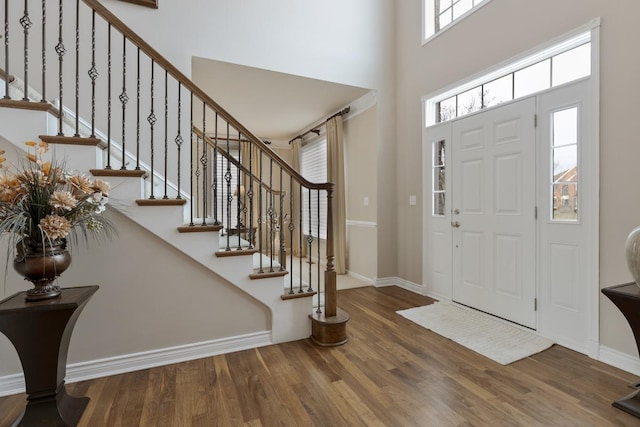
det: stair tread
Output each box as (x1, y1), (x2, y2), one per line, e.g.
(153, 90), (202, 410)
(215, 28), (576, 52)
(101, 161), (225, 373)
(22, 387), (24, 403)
(39, 135), (103, 147)
(215, 248), (258, 257)
(250, 270), (288, 280)
(91, 169), (146, 178)
(178, 224), (223, 233)
(136, 198), (187, 206)
(0, 99), (60, 117)
(281, 290), (317, 300)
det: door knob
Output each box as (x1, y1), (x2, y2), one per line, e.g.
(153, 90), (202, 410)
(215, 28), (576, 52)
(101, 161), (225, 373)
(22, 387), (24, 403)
(451, 221), (460, 228)
(453, 208), (460, 215)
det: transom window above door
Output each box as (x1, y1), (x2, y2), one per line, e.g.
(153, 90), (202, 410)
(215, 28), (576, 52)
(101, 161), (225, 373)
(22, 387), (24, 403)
(424, 30), (592, 126)
(436, 43), (590, 123)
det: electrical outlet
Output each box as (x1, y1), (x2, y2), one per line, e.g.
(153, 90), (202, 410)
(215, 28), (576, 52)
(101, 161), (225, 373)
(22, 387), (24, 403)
(363, 196), (369, 206)
(409, 195), (417, 206)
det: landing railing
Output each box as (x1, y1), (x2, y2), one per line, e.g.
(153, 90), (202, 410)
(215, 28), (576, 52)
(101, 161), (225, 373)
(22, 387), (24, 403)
(0, 0), (347, 344)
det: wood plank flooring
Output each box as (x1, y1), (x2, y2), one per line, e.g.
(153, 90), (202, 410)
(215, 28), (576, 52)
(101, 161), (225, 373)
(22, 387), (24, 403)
(1, 286), (640, 426)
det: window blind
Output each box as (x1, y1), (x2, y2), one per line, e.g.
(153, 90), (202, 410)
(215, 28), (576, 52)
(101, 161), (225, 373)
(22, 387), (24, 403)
(301, 139), (328, 239)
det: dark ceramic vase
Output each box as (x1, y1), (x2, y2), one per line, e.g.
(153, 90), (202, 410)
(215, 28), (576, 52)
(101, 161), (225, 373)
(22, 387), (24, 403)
(13, 240), (71, 301)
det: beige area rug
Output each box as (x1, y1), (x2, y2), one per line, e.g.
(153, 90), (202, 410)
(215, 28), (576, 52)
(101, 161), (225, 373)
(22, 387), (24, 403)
(397, 302), (554, 365)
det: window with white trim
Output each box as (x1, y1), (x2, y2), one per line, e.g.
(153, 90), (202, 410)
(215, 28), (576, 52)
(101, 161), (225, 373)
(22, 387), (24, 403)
(432, 139), (446, 216)
(551, 106), (579, 221)
(301, 139), (328, 239)
(424, 0), (488, 41)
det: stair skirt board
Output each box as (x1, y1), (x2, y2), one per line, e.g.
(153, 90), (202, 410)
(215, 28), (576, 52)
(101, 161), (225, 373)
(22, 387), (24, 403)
(0, 331), (272, 398)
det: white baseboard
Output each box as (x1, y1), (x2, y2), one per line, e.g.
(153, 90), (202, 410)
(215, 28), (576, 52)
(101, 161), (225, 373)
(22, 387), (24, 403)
(0, 331), (271, 398)
(599, 345), (640, 377)
(346, 270), (375, 285)
(424, 290), (446, 302)
(0, 374), (25, 398)
(375, 277), (424, 295)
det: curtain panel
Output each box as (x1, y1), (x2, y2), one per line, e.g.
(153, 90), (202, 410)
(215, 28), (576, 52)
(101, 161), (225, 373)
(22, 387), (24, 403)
(326, 116), (347, 274)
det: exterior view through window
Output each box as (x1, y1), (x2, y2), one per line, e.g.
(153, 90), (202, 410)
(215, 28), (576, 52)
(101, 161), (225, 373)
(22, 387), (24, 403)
(432, 139), (446, 216)
(552, 107), (579, 221)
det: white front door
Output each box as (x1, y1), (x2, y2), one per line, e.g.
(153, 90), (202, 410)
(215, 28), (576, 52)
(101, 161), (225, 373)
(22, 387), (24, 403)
(451, 98), (537, 328)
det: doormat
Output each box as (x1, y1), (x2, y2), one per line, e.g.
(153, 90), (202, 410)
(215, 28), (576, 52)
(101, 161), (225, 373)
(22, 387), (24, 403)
(397, 302), (554, 365)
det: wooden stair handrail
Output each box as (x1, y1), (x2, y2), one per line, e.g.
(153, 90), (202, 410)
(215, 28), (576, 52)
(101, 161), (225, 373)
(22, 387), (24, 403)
(83, 0), (330, 193)
(0, 67), (15, 84)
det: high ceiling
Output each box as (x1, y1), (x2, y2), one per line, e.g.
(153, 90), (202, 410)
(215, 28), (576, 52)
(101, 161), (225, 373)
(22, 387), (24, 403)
(191, 57), (371, 145)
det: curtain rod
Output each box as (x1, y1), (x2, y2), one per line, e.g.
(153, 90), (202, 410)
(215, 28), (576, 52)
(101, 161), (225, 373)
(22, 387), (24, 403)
(288, 106), (350, 144)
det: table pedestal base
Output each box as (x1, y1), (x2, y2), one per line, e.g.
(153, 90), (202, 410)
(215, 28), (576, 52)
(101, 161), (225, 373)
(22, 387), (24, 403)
(0, 286), (98, 427)
(602, 283), (640, 419)
(612, 388), (640, 418)
(13, 387), (89, 427)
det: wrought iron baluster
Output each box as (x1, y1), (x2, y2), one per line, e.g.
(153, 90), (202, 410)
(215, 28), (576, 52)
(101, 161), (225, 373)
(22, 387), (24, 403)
(195, 133), (201, 220)
(175, 82), (183, 199)
(148, 60), (156, 198)
(316, 189), (321, 298)
(258, 153), (264, 272)
(189, 92), (194, 226)
(212, 113), (218, 224)
(224, 123), (231, 250)
(288, 176), (294, 294)
(55, 0), (65, 135)
(236, 131), (242, 250)
(298, 183), (303, 293)
(279, 167), (285, 272)
(73, 0), (79, 136)
(209, 143), (215, 220)
(200, 102), (207, 224)
(20, 0), (31, 101)
(268, 159), (274, 272)
(106, 23), (111, 165)
(248, 140), (254, 249)
(119, 36), (128, 166)
(4, 0), (9, 100)
(135, 47), (140, 169)
(162, 70), (168, 198)
(40, 0), (45, 102)
(88, 10), (97, 137)
(307, 187), (314, 294)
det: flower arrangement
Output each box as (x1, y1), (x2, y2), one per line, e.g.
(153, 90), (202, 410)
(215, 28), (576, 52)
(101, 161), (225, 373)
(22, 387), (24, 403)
(0, 141), (113, 254)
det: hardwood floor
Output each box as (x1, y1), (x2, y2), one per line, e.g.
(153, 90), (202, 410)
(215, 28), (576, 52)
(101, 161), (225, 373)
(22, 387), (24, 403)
(1, 286), (640, 426)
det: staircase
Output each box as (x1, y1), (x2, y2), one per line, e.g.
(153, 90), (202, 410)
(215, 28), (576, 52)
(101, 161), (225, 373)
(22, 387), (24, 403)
(0, 0), (348, 350)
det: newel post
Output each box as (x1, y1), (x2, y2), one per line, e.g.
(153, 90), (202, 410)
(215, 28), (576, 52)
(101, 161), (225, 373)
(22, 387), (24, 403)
(309, 185), (349, 346)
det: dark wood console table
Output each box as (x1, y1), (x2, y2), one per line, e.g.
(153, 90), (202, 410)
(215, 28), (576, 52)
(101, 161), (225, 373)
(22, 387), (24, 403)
(602, 282), (640, 418)
(0, 285), (98, 426)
